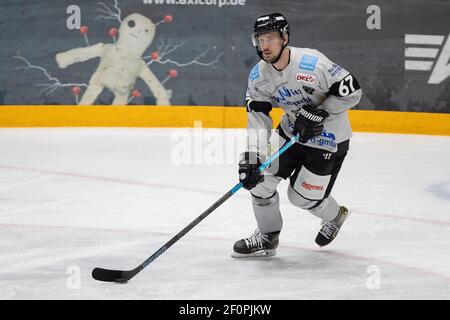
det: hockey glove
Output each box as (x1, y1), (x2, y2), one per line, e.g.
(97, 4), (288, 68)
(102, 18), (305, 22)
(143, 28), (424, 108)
(294, 106), (329, 143)
(239, 151), (264, 190)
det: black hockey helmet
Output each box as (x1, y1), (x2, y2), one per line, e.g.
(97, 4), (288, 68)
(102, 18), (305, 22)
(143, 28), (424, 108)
(252, 13), (290, 62)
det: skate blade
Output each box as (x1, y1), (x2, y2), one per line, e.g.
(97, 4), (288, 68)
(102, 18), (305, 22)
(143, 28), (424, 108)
(231, 249), (277, 258)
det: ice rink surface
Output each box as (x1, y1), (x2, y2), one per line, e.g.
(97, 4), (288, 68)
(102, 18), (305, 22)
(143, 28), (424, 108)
(0, 128), (449, 300)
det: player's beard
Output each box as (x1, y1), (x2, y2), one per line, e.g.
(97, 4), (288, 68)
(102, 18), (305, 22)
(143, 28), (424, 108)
(263, 47), (282, 64)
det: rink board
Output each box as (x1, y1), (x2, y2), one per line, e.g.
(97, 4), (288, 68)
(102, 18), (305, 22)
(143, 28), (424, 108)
(0, 106), (449, 135)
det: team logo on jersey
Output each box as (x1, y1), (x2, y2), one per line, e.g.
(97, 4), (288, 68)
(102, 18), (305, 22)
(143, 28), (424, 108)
(302, 85), (315, 95)
(272, 85), (312, 107)
(299, 54), (318, 71)
(249, 65), (260, 81)
(296, 73), (316, 84)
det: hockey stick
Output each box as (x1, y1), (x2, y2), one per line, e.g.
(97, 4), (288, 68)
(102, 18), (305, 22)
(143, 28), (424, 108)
(92, 134), (300, 283)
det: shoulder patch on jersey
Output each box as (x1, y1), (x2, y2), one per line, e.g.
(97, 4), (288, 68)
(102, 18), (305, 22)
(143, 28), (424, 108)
(249, 64), (260, 81)
(299, 54), (318, 71)
(328, 63), (343, 77)
(328, 74), (361, 97)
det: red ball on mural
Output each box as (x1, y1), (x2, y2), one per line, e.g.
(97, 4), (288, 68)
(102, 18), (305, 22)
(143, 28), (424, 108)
(150, 52), (160, 60)
(109, 28), (118, 37)
(168, 69), (178, 78)
(164, 15), (173, 23)
(72, 86), (81, 95)
(131, 89), (141, 98)
(80, 26), (89, 35)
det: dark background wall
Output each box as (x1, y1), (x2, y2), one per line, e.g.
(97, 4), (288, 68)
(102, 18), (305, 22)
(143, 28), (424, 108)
(0, 0), (449, 112)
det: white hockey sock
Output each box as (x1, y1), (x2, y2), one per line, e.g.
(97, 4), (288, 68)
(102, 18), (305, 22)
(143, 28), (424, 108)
(308, 195), (340, 222)
(252, 192), (283, 234)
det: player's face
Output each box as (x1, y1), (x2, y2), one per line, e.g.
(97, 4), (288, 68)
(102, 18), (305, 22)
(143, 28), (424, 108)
(256, 32), (285, 63)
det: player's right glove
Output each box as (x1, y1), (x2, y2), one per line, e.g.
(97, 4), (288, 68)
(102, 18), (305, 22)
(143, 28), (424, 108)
(238, 151), (264, 190)
(294, 105), (329, 143)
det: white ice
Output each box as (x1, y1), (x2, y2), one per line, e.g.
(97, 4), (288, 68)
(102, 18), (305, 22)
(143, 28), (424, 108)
(0, 128), (449, 299)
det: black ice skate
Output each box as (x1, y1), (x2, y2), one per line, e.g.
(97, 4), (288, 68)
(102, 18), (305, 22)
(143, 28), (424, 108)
(315, 206), (350, 247)
(232, 229), (280, 258)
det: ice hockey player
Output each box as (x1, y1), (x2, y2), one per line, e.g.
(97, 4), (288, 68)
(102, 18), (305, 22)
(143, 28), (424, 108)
(233, 13), (362, 257)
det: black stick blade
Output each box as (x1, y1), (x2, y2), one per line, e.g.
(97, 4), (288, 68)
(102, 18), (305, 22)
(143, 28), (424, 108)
(92, 268), (128, 283)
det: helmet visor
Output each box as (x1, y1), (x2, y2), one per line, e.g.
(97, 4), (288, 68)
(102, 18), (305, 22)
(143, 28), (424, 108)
(252, 31), (284, 48)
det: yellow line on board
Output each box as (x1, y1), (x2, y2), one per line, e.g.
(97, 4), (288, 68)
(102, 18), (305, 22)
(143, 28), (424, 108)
(0, 105), (449, 135)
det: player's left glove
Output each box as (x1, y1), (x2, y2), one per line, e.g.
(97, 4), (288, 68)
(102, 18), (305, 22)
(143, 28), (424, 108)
(293, 105), (329, 143)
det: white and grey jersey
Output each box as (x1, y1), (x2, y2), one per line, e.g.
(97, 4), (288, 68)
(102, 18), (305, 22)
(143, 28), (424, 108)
(245, 46), (362, 156)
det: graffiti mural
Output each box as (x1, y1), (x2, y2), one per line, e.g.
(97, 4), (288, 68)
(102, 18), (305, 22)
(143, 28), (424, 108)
(0, 0), (449, 112)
